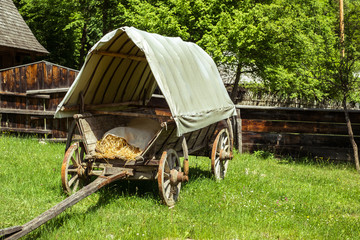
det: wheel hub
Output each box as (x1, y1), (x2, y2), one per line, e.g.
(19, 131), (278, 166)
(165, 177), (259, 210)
(170, 169), (188, 184)
(219, 149), (230, 161)
(77, 166), (85, 177)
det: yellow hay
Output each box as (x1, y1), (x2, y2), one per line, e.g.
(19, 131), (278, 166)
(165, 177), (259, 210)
(95, 135), (141, 161)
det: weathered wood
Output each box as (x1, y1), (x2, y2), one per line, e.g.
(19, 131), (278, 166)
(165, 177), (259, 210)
(0, 108), (55, 116)
(26, 88), (69, 95)
(61, 101), (142, 112)
(236, 108), (242, 153)
(237, 105), (360, 161)
(0, 226), (22, 238)
(242, 132), (360, 148)
(4, 171), (131, 240)
(0, 61), (78, 138)
(242, 119), (360, 135)
(240, 108), (360, 124)
(90, 110), (169, 120)
(0, 127), (52, 134)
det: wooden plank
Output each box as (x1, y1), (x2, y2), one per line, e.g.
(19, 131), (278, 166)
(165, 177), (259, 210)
(47, 92), (65, 111)
(0, 108), (54, 116)
(0, 126), (51, 134)
(20, 66), (27, 92)
(90, 110), (169, 120)
(0, 71), (3, 91)
(152, 123), (177, 155)
(242, 131), (360, 148)
(236, 108), (242, 153)
(0, 91), (49, 100)
(52, 65), (60, 88)
(240, 108), (360, 124)
(242, 119), (360, 135)
(15, 68), (21, 92)
(25, 63), (38, 90)
(26, 88), (69, 95)
(60, 68), (67, 87)
(45, 63), (53, 89)
(37, 62), (44, 90)
(0, 226), (22, 238)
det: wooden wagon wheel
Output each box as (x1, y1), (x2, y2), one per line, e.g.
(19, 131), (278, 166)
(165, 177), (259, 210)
(61, 142), (89, 195)
(211, 128), (231, 180)
(158, 149), (182, 206)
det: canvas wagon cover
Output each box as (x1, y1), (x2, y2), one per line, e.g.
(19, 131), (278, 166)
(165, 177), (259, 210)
(55, 27), (236, 136)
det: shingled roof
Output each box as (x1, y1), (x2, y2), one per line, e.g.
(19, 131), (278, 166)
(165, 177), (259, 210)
(0, 0), (48, 55)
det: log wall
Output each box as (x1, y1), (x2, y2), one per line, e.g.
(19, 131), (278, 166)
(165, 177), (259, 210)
(237, 105), (360, 162)
(0, 61), (78, 138)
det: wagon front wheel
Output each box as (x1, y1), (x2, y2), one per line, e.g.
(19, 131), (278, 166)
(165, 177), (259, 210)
(211, 128), (231, 180)
(61, 142), (89, 195)
(158, 149), (182, 206)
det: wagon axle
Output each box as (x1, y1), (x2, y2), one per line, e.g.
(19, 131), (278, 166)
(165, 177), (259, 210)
(170, 169), (189, 184)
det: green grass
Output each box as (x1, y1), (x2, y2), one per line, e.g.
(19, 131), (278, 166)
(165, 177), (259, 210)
(1, 135), (360, 239)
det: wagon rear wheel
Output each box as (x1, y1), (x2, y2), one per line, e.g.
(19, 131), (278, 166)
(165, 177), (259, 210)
(158, 149), (182, 206)
(211, 128), (231, 180)
(61, 142), (89, 195)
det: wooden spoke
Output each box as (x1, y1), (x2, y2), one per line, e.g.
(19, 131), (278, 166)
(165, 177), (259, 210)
(158, 149), (182, 206)
(211, 129), (232, 180)
(68, 175), (78, 187)
(70, 156), (77, 167)
(61, 142), (89, 195)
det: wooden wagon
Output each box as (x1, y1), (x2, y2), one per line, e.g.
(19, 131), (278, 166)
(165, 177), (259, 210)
(56, 26), (237, 206)
(1, 27), (237, 239)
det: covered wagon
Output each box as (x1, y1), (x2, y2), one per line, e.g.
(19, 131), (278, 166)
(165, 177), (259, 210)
(55, 26), (237, 206)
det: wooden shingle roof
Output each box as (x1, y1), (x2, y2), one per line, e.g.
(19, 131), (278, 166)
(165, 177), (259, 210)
(0, 0), (48, 55)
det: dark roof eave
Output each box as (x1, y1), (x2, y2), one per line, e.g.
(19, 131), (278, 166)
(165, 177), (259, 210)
(0, 45), (49, 55)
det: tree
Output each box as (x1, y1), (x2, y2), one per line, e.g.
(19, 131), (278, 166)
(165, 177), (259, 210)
(200, 0), (340, 101)
(15, 0), (82, 68)
(302, 0), (360, 172)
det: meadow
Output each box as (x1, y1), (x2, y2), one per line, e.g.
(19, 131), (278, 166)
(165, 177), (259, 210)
(0, 135), (359, 239)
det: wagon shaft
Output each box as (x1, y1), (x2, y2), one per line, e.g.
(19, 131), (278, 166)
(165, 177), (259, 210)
(1, 171), (132, 240)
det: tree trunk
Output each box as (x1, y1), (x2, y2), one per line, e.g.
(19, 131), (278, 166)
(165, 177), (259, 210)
(102, 0), (109, 35)
(79, 22), (87, 67)
(343, 97), (360, 174)
(230, 63), (242, 102)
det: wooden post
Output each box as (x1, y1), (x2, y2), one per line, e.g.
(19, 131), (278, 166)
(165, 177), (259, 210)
(339, 0), (345, 57)
(236, 108), (242, 153)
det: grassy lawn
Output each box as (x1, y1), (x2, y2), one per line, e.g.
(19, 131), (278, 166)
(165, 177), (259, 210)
(1, 135), (360, 239)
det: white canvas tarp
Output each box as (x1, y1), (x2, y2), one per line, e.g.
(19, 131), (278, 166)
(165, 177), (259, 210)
(55, 26), (236, 136)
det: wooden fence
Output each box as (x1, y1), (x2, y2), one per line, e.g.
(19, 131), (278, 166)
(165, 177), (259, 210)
(1, 63), (359, 162)
(236, 105), (360, 162)
(0, 61), (78, 138)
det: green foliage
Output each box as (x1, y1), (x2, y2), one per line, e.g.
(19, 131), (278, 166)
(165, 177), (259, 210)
(13, 0), (360, 102)
(1, 136), (360, 239)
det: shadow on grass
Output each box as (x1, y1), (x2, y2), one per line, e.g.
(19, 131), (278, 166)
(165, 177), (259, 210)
(23, 212), (81, 240)
(82, 164), (212, 213)
(253, 150), (354, 169)
(23, 165), (213, 239)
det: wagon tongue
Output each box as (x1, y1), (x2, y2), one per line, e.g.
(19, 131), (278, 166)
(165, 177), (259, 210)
(0, 170), (132, 240)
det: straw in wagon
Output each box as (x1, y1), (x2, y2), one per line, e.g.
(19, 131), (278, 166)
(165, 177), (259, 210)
(94, 119), (161, 161)
(95, 134), (141, 160)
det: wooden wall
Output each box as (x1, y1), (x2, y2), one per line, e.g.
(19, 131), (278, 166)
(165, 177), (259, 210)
(0, 61), (78, 138)
(237, 105), (360, 162)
